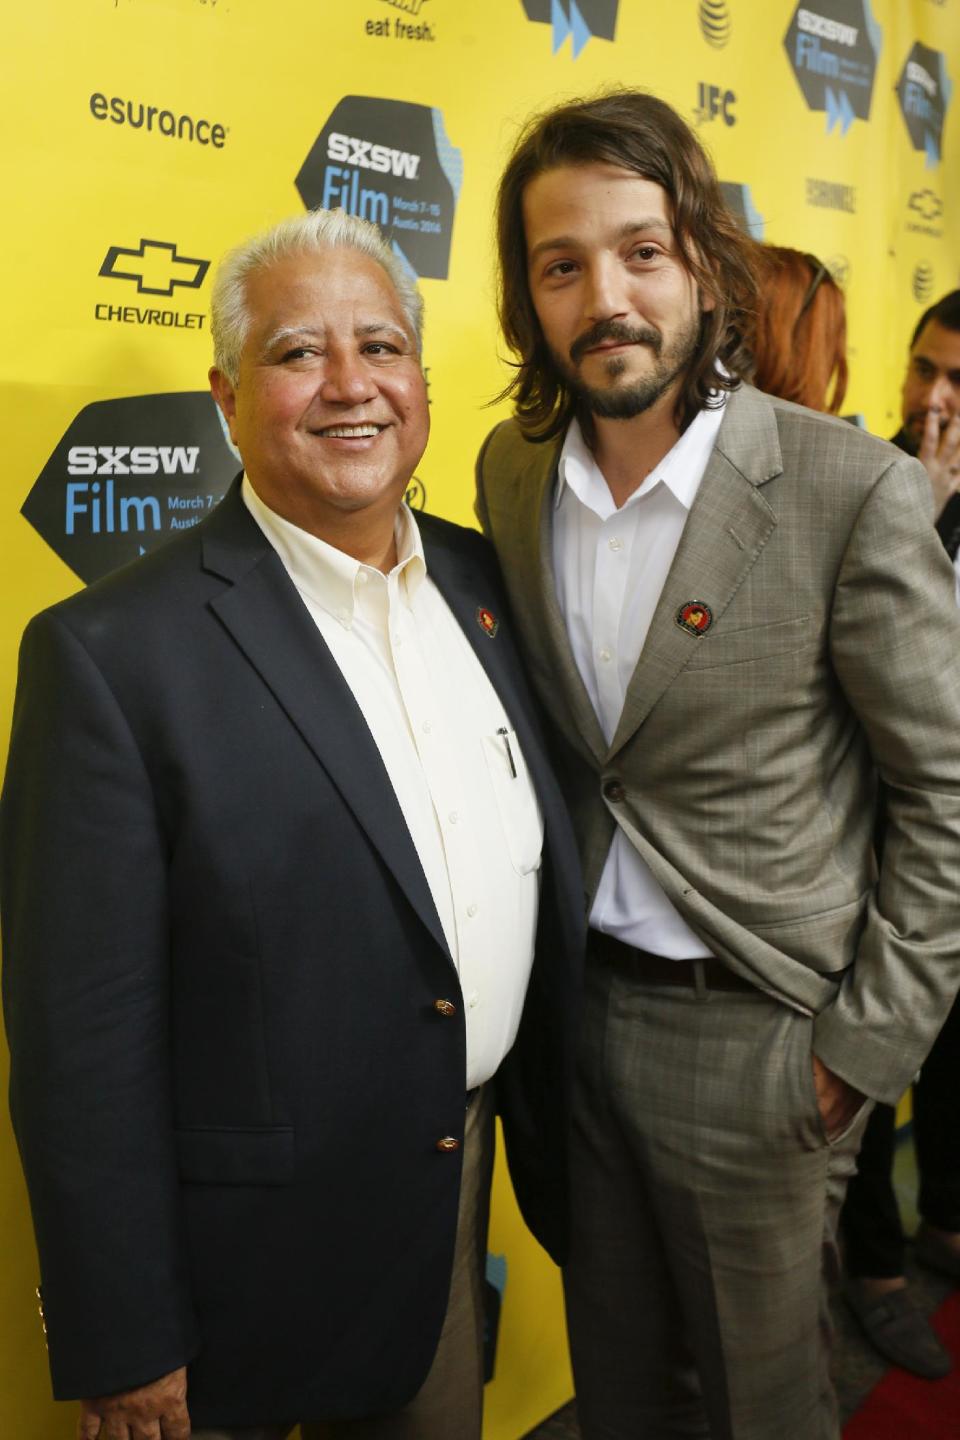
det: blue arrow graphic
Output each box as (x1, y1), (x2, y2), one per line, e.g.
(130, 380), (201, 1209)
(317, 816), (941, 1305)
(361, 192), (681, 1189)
(924, 129), (940, 167)
(551, 0), (568, 53)
(825, 87), (855, 136)
(569, 0), (591, 57)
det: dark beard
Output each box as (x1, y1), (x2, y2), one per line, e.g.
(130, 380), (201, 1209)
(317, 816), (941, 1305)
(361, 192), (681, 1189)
(558, 315), (703, 421)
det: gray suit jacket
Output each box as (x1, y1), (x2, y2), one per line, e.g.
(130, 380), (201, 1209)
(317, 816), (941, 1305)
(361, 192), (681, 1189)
(476, 383), (960, 1104)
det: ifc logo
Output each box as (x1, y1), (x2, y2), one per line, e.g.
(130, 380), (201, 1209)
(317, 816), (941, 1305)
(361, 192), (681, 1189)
(699, 0), (731, 48)
(912, 262), (935, 303)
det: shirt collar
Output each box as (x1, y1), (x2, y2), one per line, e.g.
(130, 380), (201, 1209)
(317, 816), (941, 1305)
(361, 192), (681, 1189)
(556, 396), (727, 520)
(241, 475), (427, 627)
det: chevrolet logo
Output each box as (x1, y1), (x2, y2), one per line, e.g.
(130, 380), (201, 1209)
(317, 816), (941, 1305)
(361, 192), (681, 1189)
(99, 239), (210, 297)
(908, 189), (943, 223)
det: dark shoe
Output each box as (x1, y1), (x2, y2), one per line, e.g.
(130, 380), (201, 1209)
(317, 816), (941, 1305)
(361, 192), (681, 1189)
(914, 1225), (960, 1283)
(843, 1282), (952, 1379)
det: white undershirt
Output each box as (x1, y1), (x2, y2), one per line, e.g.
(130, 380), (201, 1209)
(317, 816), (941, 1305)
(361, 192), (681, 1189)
(243, 477), (543, 1086)
(552, 404), (725, 959)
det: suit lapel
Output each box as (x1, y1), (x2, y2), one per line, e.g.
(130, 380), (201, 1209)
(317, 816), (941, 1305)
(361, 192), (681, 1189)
(508, 441), (608, 764)
(608, 386), (783, 756)
(201, 486), (449, 958)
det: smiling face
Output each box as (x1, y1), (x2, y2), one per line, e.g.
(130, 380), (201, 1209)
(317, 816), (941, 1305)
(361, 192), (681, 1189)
(900, 320), (960, 451)
(522, 163), (713, 423)
(210, 247), (429, 544)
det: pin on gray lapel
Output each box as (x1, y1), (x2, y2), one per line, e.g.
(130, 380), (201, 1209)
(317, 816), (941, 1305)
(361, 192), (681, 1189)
(676, 601), (713, 637)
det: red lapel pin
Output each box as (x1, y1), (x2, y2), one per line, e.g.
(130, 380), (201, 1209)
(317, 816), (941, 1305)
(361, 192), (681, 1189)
(476, 606), (499, 638)
(676, 601), (713, 636)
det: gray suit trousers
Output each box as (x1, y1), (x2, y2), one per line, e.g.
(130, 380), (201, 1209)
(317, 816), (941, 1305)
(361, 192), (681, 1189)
(564, 945), (870, 1440)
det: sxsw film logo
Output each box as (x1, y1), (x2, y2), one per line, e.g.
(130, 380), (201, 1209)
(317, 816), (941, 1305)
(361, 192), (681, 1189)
(896, 43), (952, 168)
(784, 3), (882, 136)
(519, 0), (619, 59)
(100, 240), (210, 297)
(699, 0), (731, 48)
(23, 394), (238, 584)
(694, 84), (736, 126)
(913, 261), (935, 303)
(719, 182), (764, 238)
(296, 97), (462, 280)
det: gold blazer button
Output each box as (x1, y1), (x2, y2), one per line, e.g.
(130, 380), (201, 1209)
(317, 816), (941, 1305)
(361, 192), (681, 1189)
(433, 999), (457, 1017)
(436, 1136), (461, 1153)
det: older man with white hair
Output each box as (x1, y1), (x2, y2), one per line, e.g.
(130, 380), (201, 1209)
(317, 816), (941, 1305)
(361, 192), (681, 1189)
(1, 210), (583, 1440)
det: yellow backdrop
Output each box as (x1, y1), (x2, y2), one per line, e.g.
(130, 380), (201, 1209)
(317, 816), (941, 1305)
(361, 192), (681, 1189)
(1, 1), (958, 1435)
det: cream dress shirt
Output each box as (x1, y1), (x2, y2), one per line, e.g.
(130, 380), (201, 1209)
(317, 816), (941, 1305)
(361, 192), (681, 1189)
(243, 477), (542, 1087)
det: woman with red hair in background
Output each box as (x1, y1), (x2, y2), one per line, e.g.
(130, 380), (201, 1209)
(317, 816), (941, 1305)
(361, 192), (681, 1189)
(750, 244), (848, 414)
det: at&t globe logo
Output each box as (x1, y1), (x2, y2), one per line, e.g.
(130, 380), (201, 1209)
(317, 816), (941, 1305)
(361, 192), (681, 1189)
(699, 0), (731, 48)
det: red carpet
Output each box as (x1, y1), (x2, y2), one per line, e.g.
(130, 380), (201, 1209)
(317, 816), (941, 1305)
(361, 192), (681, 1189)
(844, 1290), (960, 1439)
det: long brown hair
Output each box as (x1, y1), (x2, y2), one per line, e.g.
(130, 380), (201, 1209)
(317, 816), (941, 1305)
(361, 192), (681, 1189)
(749, 245), (848, 413)
(495, 89), (757, 441)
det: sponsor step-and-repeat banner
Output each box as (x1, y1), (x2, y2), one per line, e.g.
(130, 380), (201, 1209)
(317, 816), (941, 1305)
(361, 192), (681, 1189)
(1, 1), (958, 1436)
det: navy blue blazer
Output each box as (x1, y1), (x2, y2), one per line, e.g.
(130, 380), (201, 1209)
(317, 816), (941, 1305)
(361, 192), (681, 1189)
(1, 482), (584, 1426)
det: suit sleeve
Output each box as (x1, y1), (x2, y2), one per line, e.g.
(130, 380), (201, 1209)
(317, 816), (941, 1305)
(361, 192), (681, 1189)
(1, 610), (201, 1398)
(815, 454), (960, 1100)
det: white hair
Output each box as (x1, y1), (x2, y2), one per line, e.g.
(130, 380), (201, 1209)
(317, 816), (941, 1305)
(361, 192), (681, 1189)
(210, 209), (424, 383)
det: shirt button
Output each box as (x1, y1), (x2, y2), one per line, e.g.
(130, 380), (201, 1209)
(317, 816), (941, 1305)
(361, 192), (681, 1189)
(603, 780), (626, 803)
(393, 635), (403, 647)
(466, 903), (478, 918)
(608, 537), (623, 551)
(422, 720), (432, 733)
(599, 647), (612, 663)
(436, 1136), (461, 1153)
(336, 607), (351, 626)
(468, 992), (479, 1009)
(449, 811), (459, 825)
(433, 999), (457, 1017)
(356, 571), (369, 586)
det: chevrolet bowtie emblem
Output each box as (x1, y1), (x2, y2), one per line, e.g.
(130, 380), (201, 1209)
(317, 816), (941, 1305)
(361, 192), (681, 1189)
(99, 239), (210, 297)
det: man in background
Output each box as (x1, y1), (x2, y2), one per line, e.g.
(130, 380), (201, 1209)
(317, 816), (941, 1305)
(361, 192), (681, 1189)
(2, 209), (582, 1440)
(841, 290), (960, 1381)
(476, 90), (960, 1439)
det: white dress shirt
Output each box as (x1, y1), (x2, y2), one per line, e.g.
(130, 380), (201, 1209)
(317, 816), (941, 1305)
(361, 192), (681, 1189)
(243, 477), (543, 1087)
(552, 404), (726, 959)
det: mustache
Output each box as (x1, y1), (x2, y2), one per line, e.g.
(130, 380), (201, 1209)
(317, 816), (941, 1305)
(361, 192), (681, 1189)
(569, 320), (662, 366)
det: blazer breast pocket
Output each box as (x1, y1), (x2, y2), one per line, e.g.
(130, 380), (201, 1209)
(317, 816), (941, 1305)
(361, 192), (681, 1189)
(684, 614), (814, 671)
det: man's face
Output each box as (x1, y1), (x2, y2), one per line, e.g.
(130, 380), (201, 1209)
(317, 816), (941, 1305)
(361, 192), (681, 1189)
(900, 320), (960, 451)
(521, 163), (714, 421)
(210, 249), (428, 536)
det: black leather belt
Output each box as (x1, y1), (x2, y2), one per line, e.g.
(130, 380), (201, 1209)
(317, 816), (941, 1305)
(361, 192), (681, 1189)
(590, 930), (756, 993)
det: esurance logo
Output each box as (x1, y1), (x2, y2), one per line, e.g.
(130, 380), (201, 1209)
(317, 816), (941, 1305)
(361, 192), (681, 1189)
(89, 92), (227, 147)
(699, 0), (731, 48)
(296, 97), (462, 280)
(22, 394), (238, 584)
(519, 0), (619, 59)
(99, 240), (210, 297)
(784, 3), (882, 136)
(719, 182), (765, 238)
(896, 43), (952, 167)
